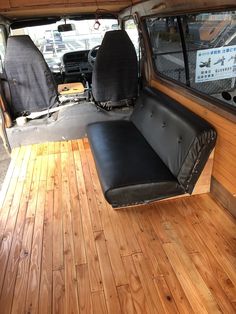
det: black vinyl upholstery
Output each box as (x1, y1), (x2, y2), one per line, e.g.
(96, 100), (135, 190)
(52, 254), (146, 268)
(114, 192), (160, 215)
(87, 87), (217, 207)
(4, 35), (58, 117)
(131, 88), (217, 193)
(92, 30), (138, 103)
(87, 121), (184, 207)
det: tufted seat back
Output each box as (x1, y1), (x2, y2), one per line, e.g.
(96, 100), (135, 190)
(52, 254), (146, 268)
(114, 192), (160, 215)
(131, 88), (217, 193)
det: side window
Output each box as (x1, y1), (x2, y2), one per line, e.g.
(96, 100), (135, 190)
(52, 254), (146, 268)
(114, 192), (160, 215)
(146, 12), (236, 111)
(183, 13), (236, 106)
(146, 17), (186, 84)
(124, 18), (139, 55)
(0, 27), (6, 73)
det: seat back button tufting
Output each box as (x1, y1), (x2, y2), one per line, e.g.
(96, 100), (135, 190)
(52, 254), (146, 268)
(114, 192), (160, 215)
(178, 136), (183, 143)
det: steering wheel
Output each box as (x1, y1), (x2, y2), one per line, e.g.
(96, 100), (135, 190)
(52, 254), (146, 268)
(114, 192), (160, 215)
(88, 45), (100, 68)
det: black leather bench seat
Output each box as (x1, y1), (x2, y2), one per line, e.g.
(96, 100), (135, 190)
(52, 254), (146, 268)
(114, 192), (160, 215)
(87, 120), (185, 207)
(87, 87), (217, 208)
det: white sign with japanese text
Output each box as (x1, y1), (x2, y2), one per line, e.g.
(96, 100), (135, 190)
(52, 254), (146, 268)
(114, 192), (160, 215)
(195, 45), (236, 83)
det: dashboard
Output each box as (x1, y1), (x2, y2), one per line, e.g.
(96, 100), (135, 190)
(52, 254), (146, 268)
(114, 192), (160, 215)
(62, 50), (93, 76)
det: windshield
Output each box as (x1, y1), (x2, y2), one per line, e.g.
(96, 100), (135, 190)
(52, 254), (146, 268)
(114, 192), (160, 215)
(11, 19), (118, 71)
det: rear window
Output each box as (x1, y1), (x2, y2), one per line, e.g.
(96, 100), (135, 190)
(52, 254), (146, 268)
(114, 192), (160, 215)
(146, 11), (236, 111)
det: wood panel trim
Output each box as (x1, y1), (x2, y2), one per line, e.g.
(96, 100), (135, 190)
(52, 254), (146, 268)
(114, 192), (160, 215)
(120, 0), (236, 19)
(192, 150), (214, 195)
(150, 78), (236, 124)
(211, 177), (236, 218)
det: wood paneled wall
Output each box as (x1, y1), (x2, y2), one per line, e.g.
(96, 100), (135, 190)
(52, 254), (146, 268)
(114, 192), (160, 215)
(150, 79), (236, 216)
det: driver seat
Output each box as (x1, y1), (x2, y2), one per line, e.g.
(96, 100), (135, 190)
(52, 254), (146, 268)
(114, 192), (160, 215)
(4, 35), (59, 118)
(92, 30), (138, 109)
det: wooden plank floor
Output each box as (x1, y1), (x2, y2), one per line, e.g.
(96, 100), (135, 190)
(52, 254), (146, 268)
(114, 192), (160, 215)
(0, 139), (236, 314)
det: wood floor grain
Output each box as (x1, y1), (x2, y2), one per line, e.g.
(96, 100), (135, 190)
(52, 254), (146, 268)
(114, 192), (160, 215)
(0, 139), (235, 314)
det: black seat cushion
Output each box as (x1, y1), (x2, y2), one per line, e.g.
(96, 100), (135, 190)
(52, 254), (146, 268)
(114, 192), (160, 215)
(87, 121), (184, 207)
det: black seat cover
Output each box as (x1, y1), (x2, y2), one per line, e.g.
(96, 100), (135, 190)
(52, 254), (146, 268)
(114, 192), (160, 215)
(4, 35), (58, 117)
(87, 120), (184, 207)
(92, 30), (138, 103)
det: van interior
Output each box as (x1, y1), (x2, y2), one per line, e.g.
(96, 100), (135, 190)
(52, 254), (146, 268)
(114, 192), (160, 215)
(0, 0), (235, 313)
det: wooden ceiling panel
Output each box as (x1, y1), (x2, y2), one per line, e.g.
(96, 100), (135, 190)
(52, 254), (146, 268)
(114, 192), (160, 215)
(0, 0), (136, 19)
(1, 0), (236, 20)
(0, 0), (10, 9)
(11, 0), (64, 8)
(67, 0), (129, 3)
(0, 4), (133, 20)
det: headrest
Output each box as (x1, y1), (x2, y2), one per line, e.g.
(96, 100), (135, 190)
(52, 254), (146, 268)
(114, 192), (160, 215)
(92, 30), (138, 102)
(5, 35), (43, 61)
(99, 30), (135, 53)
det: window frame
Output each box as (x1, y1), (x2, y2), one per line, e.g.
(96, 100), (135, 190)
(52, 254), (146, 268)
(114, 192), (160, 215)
(123, 16), (140, 53)
(122, 14), (142, 78)
(144, 9), (236, 115)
